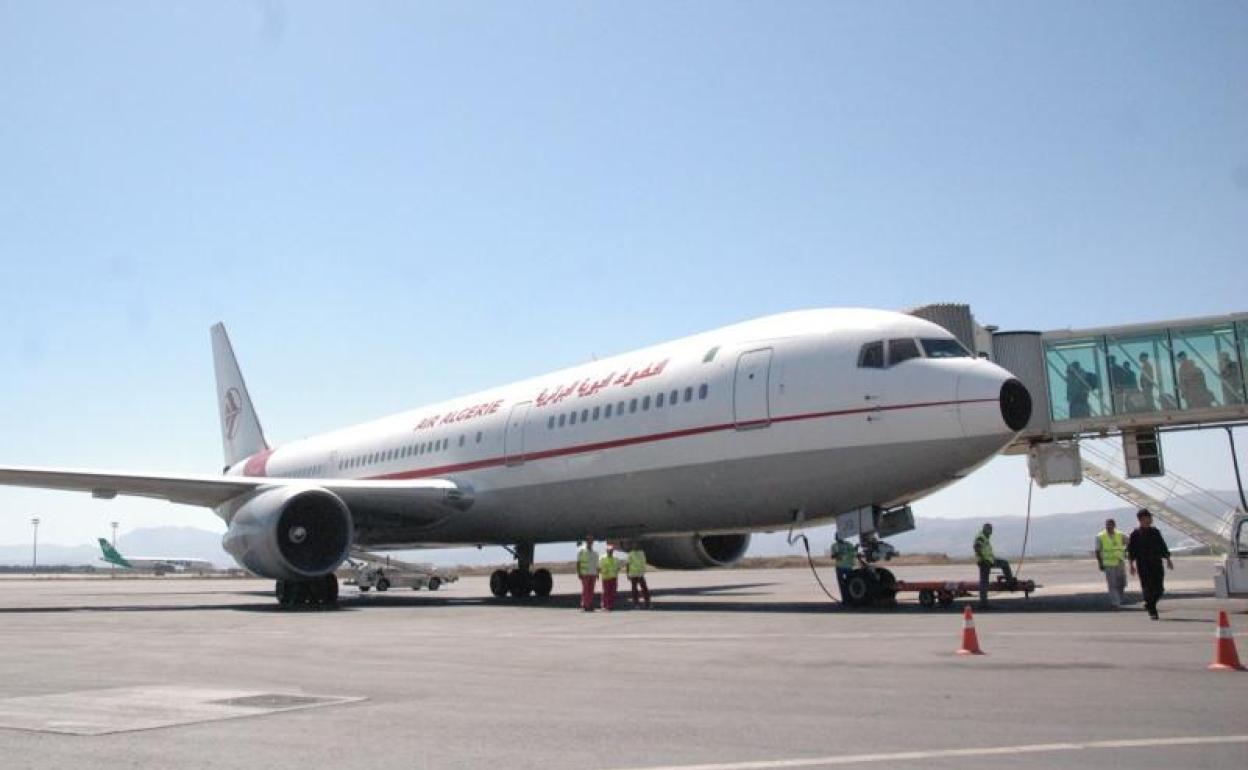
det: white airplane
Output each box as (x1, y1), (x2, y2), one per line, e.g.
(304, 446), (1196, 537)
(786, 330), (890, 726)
(0, 308), (1031, 607)
(97, 538), (216, 574)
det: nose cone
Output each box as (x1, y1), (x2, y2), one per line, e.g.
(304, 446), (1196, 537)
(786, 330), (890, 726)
(957, 364), (1032, 438)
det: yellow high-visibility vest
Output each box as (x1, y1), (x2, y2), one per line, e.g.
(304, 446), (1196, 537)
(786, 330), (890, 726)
(834, 541), (857, 569)
(974, 532), (994, 564)
(627, 549), (646, 577)
(1098, 530), (1126, 567)
(600, 554), (620, 580)
(577, 547), (598, 577)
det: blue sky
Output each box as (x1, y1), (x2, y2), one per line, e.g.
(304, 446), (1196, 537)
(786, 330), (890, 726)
(1, 2), (1245, 550)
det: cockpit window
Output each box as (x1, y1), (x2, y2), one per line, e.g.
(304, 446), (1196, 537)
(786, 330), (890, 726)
(920, 337), (972, 359)
(858, 341), (884, 369)
(888, 338), (921, 366)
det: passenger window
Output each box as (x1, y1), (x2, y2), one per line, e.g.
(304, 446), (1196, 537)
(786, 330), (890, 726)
(559, 414), (566, 427)
(570, 411), (577, 425)
(888, 338), (921, 366)
(618, 401), (626, 415)
(476, 431), (483, 443)
(548, 416), (555, 429)
(670, 389), (679, 405)
(630, 398), (638, 413)
(581, 409), (589, 423)
(605, 404), (613, 418)
(858, 341), (884, 369)
(656, 393), (665, 408)
(699, 384), (708, 399)
(684, 386), (693, 402)
(592, 406), (600, 420)
(642, 395), (651, 411)
(459, 435), (465, 446)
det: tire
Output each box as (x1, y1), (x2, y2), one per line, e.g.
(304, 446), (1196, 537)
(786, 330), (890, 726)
(276, 580), (293, 606)
(845, 571), (872, 606)
(358, 585), (369, 592)
(321, 574), (339, 605)
(938, 590), (954, 607)
(427, 577), (441, 591)
(531, 568), (553, 598)
(489, 569), (509, 597)
(875, 568), (897, 601)
(377, 577), (391, 592)
(507, 568), (531, 598)
(919, 589), (935, 608)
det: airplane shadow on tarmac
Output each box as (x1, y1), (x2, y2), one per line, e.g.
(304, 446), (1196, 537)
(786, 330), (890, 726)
(0, 586), (1220, 617)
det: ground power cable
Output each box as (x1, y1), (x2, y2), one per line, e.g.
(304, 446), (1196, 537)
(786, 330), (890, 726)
(787, 511), (841, 604)
(1016, 475), (1035, 579)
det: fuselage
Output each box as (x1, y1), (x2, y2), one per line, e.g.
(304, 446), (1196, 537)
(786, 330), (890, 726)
(223, 309), (1027, 548)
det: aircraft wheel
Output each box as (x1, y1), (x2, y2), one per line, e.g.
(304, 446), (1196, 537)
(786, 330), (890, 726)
(427, 577), (441, 591)
(507, 568), (532, 598)
(844, 572), (872, 607)
(276, 580), (294, 606)
(489, 569), (509, 597)
(531, 568), (553, 598)
(358, 585), (370, 592)
(377, 577), (391, 592)
(319, 574), (338, 605)
(875, 569), (897, 604)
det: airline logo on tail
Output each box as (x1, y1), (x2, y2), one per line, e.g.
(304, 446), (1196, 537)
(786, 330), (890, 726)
(222, 387), (242, 441)
(97, 538), (134, 569)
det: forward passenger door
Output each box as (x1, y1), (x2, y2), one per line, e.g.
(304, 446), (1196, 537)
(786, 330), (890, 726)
(734, 348), (773, 429)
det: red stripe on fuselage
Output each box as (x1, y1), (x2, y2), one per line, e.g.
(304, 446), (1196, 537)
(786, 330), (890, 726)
(242, 397), (994, 483)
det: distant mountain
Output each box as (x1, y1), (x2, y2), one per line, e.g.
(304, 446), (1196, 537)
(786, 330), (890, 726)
(0, 527), (231, 568)
(0, 490), (1238, 567)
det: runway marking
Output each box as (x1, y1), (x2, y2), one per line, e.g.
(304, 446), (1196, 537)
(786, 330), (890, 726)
(601, 734), (1248, 770)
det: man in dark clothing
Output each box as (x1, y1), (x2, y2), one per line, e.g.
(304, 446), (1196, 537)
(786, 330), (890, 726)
(1127, 508), (1173, 619)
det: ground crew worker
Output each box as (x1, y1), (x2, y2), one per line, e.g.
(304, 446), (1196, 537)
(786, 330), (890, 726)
(832, 534), (858, 599)
(1095, 518), (1128, 607)
(577, 536), (599, 612)
(1127, 508), (1172, 620)
(974, 523), (1016, 607)
(599, 544), (621, 611)
(627, 545), (651, 608)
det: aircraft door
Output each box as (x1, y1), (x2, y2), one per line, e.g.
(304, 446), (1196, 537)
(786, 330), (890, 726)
(503, 401), (532, 466)
(734, 348), (773, 429)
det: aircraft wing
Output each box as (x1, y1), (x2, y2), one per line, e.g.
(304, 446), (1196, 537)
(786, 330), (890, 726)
(0, 466), (472, 513)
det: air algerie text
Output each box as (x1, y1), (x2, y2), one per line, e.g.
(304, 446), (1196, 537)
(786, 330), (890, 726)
(414, 399), (504, 431)
(535, 358), (670, 408)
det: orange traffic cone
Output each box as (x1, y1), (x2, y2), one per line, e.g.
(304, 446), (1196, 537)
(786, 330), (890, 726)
(1209, 610), (1245, 671)
(957, 605), (984, 655)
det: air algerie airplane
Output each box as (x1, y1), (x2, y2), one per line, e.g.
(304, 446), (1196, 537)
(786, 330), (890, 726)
(0, 309), (1031, 607)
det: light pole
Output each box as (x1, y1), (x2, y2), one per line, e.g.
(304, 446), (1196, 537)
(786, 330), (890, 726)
(110, 521), (119, 577)
(31, 517), (40, 576)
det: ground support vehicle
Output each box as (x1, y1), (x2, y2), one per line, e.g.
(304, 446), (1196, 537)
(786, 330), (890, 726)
(895, 575), (1037, 608)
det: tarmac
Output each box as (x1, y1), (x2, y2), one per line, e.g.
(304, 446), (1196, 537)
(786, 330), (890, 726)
(1, 557), (1245, 769)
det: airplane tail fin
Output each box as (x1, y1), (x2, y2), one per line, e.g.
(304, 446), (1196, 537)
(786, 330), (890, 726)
(211, 323), (270, 468)
(98, 538), (133, 568)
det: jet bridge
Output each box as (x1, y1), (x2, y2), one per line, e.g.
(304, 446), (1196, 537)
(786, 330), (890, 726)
(910, 305), (1248, 553)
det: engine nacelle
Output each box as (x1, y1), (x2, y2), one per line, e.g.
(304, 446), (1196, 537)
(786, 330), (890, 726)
(222, 487), (353, 581)
(634, 533), (751, 570)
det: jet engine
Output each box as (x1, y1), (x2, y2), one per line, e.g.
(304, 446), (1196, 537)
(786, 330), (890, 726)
(222, 487), (353, 581)
(634, 533), (751, 569)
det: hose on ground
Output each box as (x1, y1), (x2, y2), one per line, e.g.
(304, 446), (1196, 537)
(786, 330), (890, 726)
(787, 514), (840, 604)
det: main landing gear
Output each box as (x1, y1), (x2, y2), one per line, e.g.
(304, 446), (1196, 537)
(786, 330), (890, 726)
(275, 574), (339, 608)
(489, 543), (553, 599)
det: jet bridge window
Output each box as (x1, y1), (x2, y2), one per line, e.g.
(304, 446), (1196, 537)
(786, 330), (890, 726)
(858, 341), (884, 369)
(888, 338), (921, 366)
(920, 338), (971, 359)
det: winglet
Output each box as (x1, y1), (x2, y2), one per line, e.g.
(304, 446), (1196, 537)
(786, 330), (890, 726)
(211, 323), (270, 468)
(98, 537), (134, 568)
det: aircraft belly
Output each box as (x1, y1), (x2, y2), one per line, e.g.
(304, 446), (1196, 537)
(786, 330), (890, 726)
(391, 432), (1008, 545)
